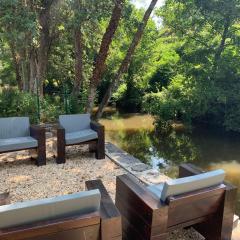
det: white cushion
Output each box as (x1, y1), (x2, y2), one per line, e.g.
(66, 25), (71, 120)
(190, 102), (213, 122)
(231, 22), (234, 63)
(0, 117), (30, 139)
(0, 190), (101, 229)
(147, 183), (164, 199)
(65, 129), (98, 145)
(147, 169), (225, 202)
(0, 136), (38, 152)
(59, 114), (91, 133)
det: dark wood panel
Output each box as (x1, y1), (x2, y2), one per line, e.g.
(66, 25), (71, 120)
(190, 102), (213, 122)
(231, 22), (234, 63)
(86, 180), (122, 240)
(116, 175), (168, 240)
(0, 211), (100, 240)
(25, 225), (100, 240)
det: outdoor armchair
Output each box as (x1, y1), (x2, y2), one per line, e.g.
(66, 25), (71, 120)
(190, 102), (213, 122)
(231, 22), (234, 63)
(116, 163), (237, 240)
(0, 180), (122, 240)
(56, 114), (105, 164)
(0, 117), (46, 166)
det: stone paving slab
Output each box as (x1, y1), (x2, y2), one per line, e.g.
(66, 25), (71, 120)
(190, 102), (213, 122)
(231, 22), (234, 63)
(105, 142), (169, 185)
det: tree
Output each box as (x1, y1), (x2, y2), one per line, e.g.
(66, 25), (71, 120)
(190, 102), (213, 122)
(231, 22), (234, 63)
(96, 0), (159, 119)
(143, 0), (240, 131)
(86, 0), (125, 113)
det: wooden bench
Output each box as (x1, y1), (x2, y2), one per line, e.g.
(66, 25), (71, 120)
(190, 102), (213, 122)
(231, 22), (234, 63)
(115, 163), (237, 240)
(0, 180), (121, 240)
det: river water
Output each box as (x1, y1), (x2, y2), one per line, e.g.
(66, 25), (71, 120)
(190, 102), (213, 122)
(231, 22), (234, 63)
(100, 113), (240, 215)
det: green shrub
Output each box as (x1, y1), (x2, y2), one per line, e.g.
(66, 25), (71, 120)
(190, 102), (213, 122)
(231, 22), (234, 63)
(0, 88), (39, 123)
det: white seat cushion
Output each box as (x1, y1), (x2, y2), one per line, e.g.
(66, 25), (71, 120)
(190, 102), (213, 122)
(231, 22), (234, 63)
(59, 114), (91, 133)
(147, 169), (225, 202)
(0, 137), (38, 152)
(147, 183), (164, 199)
(0, 117), (30, 139)
(0, 189), (101, 229)
(65, 129), (98, 145)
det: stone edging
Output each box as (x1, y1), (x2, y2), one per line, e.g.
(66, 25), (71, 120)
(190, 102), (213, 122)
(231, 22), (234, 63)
(105, 142), (170, 185)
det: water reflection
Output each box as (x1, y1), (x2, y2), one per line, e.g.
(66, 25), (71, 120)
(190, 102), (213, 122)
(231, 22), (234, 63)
(100, 113), (240, 214)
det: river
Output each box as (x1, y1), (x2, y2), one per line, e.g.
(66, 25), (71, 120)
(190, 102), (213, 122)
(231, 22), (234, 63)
(100, 112), (240, 215)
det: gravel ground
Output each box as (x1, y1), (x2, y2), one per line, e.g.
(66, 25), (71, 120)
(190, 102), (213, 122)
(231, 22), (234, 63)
(0, 139), (221, 240)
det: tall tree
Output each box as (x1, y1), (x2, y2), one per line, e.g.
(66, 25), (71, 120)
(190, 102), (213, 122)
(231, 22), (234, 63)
(96, 0), (159, 119)
(86, 0), (125, 113)
(36, 0), (59, 96)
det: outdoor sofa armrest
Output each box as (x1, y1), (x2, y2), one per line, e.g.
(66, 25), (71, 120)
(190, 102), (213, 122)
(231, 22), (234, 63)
(56, 124), (65, 142)
(85, 179), (122, 240)
(90, 121), (104, 135)
(0, 192), (10, 206)
(30, 125), (45, 143)
(90, 121), (105, 159)
(116, 174), (167, 210)
(30, 125), (46, 166)
(115, 174), (168, 239)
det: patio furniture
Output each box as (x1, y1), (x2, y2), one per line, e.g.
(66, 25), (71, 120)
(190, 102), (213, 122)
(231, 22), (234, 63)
(0, 180), (122, 240)
(56, 114), (105, 164)
(116, 163), (237, 240)
(0, 117), (46, 166)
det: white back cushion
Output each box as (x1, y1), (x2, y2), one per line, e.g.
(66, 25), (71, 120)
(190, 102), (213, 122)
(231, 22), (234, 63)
(59, 114), (91, 133)
(161, 169), (225, 202)
(0, 117), (30, 139)
(0, 189), (101, 229)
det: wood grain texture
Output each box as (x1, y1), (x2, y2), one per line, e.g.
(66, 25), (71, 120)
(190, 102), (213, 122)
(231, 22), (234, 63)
(0, 212), (100, 240)
(86, 179), (122, 240)
(116, 164), (237, 240)
(90, 121), (105, 159)
(30, 125), (46, 166)
(56, 124), (65, 164)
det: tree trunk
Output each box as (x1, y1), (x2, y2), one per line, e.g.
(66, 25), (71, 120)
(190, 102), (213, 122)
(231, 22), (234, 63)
(9, 42), (23, 91)
(29, 48), (37, 93)
(213, 16), (231, 68)
(86, 0), (125, 113)
(37, 6), (51, 96)
(36, 0), (58, 96)
(73, 27), (84, 95)
(96, 0), (158, 120)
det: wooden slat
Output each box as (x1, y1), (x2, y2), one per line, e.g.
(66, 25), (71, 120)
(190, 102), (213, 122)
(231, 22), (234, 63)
(116, 174), (168, 240)
(85, 180), (122, 240)
(0, 212), (100, 240)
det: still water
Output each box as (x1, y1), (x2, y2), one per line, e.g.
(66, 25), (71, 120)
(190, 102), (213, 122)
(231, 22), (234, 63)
(100, 113), (240, 215)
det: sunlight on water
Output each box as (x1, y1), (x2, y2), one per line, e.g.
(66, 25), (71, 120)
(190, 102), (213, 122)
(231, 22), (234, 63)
(208, 161), (240, 190)
(100, 113), (154, 131)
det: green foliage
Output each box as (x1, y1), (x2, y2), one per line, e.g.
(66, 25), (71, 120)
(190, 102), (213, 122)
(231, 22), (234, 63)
(1, 0), (240, 133)
(143, 0), (240, 132)
(0, 88), (63, 123)
(0, 88), (39, 123)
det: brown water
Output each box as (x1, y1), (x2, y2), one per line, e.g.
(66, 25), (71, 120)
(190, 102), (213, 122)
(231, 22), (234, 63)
(100, 113), (240, 215)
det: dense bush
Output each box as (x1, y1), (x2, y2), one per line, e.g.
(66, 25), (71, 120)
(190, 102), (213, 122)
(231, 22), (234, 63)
(0, 88), (84, 123)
